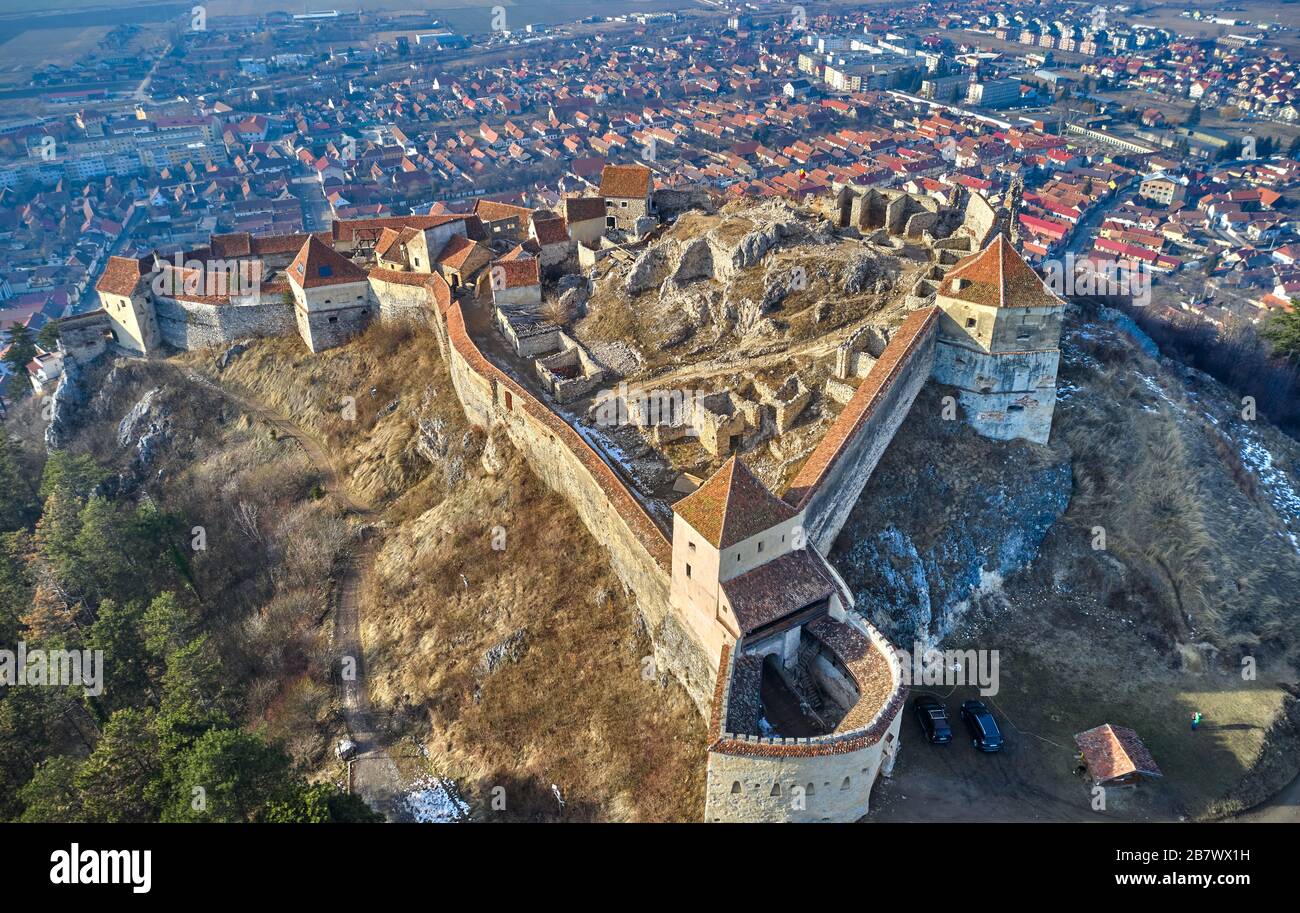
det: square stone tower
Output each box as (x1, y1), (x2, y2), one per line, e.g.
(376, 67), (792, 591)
(288, 236), (373, 352)
(670, 457), (847, 670)
(931, 234), (1065, 444)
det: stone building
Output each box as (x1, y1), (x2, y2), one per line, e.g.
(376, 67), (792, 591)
(288, 236), (374, 353)
(96, 255), (162, 355)
(563, 195), (607, 247)
(599, 164), (654, 231)
(670, 456), (823, 665)
(930, 234), (1065, 444)
(668, 456), (906, 823)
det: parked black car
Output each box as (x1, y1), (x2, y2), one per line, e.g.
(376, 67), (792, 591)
(960, 700), (1004, 752)
(912, 696), (952, 744)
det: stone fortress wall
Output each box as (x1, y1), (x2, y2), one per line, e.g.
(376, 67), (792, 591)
(703, 616), (907, 823)
(429, 285), (719, 712)
(700, 310), (939, 823)
(153, 294), (298, 350)
(785, 307), (940, 555)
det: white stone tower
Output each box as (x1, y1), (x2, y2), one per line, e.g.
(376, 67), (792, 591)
(930, 234), (1065, 444)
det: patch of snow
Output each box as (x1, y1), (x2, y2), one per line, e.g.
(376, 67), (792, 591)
(1237, 432), (1300, 555)
(404, 776), (470, 823)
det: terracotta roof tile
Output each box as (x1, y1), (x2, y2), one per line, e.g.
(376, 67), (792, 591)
(95, 255), (152, 297)
(600, 163), (652, 200)
(675, 455), (797, 549)
(722, 550), (834, 634)
(288, 236), (369, 289)
(940, 233), (1061, 310)
(564, 195), (606, 223)
(1074, 724), (1163, 784)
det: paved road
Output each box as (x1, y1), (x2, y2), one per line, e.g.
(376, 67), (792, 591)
(177, 366), (409, 820)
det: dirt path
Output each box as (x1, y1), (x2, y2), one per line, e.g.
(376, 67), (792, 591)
(176, 366), (410, 821)
(334, 538), (412, 822)
(1231, 770), (1300, 823)
(618, 318), (865, 398)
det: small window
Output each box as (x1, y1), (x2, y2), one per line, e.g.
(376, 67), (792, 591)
(328, 315), (338, 324)
(736, 553), (741, 562)
(685, 563), (692, 578)
(730, 781), (742, 795)
(688, 541), (696, 553)
(757, 540), (764, 553)
(965, 317), (976, 328)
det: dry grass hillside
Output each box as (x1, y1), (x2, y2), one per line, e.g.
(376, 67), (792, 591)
(182, 322), (706, 821)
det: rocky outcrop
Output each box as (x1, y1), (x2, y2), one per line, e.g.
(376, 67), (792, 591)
(480, 421), (511, 476)
(117, 387), (171, 471)
(624, 244), (677, 295)
(624, 205), (816, 296)
(840, 251), (891, 296)
(44, 360), (92, 453)
(217, 342), (249, 371)
(830, 385), (1072, 649)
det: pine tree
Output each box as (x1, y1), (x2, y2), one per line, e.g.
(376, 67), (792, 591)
(161, 727), (295, 823)
(16, 756), (84, 823)
(1, 324), (36, 374)
(1261, 306), (1300, 364)
(35, 321), (60, 352)
(0, 436), (36, 534)
(19, 583), (78, 642)
(86, 599), (154, 712)
(75, 708), (162, 823)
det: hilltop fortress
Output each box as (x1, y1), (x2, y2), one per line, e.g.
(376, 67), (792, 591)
(75, 173), (1064, 823)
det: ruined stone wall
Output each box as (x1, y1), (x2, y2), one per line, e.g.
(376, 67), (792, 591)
(437, 300), (717, 714)
(369, 272), (436, 323)
(154, 295), (296, 350)
(962, 191), (998, 244)
(786, 308), (940, 555)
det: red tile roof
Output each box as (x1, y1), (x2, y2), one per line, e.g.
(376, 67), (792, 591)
(675, 455), (797, 549)
(564, 195), (606, 223)
(722, 549), (835, 634)
(600, 163), (652, 200)
(492, 256), (539, 289)
(940, 233), (1061, 309)
(95, 255), (152, 297)
(1074, 724), (1163, 784)
(288, 236), (369, 289)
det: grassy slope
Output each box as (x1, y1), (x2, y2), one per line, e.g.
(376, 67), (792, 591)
(185, 322), (706, 821)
